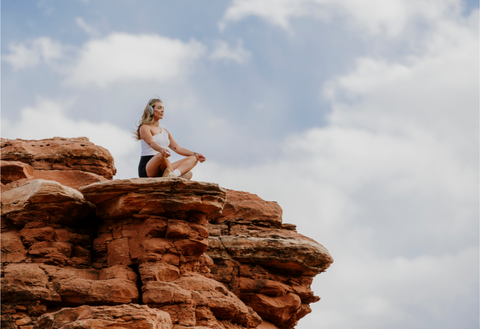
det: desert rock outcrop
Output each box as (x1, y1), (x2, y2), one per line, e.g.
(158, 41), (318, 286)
(206, 191), (333, 329)
(1, 137), (116, 180)
(1, 137), (333, 329)
(35, 304), (172, 329)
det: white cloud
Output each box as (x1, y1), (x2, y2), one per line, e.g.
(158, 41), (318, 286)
(210, 39), (251, 63)
(221, 0), (463, 36)
(324, 11), (479, 162)
(75, 17), (99, 36)
(308, 247), (478, 329)
(193, 5), (478, 329)
(2, 37), (64, 70)
(1, 98), (139, 179)
(66, 33), (206, 87)
(220, 0), (300, 30)
(2, 3), (477, 328)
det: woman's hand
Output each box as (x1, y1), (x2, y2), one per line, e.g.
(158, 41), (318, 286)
(161, 148), (171, 158)
(194, 152), (206, 163)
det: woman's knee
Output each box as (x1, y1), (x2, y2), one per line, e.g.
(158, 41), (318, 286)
(153, 153), (167, 162)
(189, 155), (198, 164)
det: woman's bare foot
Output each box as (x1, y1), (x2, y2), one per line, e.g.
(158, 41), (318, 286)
(162, 168), (176, 178)
(180, 171), (193, 180)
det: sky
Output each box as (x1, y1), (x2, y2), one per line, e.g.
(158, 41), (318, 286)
(1, 0), (479, 328)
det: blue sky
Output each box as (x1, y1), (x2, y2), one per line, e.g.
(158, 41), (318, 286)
(1, 1), (479, 328)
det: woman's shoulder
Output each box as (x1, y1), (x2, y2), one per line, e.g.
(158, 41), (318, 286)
(139, 124), (154, 139)
(140, 123), (158, 130)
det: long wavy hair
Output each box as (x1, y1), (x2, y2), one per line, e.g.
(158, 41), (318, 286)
(134, 98), (162, 140)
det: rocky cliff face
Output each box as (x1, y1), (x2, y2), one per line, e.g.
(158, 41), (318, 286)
(1, 137), (333, 329)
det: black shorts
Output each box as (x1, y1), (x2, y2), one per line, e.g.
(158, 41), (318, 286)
(138, 155), (154, 177)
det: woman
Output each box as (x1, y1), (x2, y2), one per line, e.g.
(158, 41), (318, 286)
(135, 98), (206, 179)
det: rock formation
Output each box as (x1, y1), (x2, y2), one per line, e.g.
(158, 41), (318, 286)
(1, 137), (111, 188)
(207, 191), (332, 329)
(1, 137), (333, 329)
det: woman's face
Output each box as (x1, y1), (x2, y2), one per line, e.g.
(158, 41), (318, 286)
(153, 102), (164, 120)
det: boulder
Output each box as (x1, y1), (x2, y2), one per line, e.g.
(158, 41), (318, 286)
(1, 264), (61, 305)
(1, 231), (28, 263)
(1, 264), (139, 307)
(212, 226), (333, 276)
(242, 293), (301, 328)
(33, 170), (108, 190)
(206, 189), (334, 329)
(141, 271), (262, 328)
(42, 265), (139, 305)
(216, 190), (283, 227)
(0, 137), (116, 179)
(34, 304), (172, 329)
(0, 160), (34, 185)
(1, 179), (95, 228)
(79, 178), (226, 221)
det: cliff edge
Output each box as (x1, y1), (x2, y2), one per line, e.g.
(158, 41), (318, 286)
(1, 137), (333, 329)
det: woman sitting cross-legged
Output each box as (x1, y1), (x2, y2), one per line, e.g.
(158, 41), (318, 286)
(135, 98), (206, 179)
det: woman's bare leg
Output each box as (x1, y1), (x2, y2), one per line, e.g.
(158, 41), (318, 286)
(146, 153), (173, 177)
(171, 155), (198, 175)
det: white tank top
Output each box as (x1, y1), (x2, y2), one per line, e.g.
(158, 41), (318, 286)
(140, 127), (170, 156)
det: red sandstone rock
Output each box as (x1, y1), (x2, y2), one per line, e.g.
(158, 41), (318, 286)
(1, 264), (139, 307)
(0, 161), (34, 185)
(1, 179), (95, 228)
(1, 137), (333, 329)
(1, 231), (28, 263)
(212, 226), (332, 275)
(19, 226), (56, 247)
(243, 293), (301, 328)
(257, 321), (280, 329)
(1, 137), (116, 179)
(0, 161), (104, 190)
(79, 179), (261, 328)
(92, 216), (211, 268)
(34, 304), (172, 329)
(1, 264), (61, 305)
(43, 265), (139, 305)
(140, 263), (181, 282)
(217, 190), (283, 227)
(142, 272), (262, 328)
(79, 178), (226, 221)
(0, 222), (94, 267)
(206, 190), (334, 329)
(33, 170), (108, 190)
(237, 278), (292, 297)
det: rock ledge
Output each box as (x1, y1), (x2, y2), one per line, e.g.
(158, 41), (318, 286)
(1, 137), (333, 329)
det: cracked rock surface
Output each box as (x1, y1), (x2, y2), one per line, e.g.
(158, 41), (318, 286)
(206, 190), (333, 329)
(1, 138), (333, 329)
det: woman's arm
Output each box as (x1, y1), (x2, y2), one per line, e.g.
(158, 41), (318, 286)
(166, 129), (206, 162)
(139, 125), (171, 157)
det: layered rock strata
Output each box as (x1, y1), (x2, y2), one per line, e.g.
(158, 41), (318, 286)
(1, 137), (333, 329)
(78, 178), (262, 329)
(1, 137), (113, 186)
(206, 191), (333, 329)
(35, 304), (173, 329)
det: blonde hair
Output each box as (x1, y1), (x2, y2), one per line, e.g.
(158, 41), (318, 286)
(134, 98), (162, 140)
